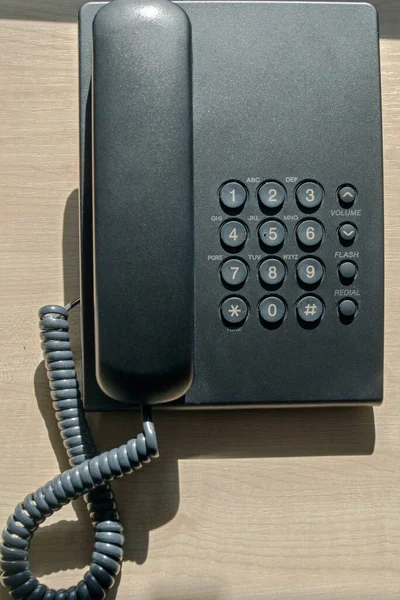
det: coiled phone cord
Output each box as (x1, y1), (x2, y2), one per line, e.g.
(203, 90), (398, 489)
(0, 304), (159, 600)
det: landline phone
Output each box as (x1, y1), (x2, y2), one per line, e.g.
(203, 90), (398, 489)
(1, 0), (384, 598)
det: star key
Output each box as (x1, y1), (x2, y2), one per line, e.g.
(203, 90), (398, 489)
(221, 297), (248, 325)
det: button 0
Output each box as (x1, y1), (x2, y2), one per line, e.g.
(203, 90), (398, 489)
(338, 299), (358, 319)
(219, 181), (247, 210)
(220, 220), (248, 248)
(258, 181), (286, 210)
(259, 296), (286, 324)
(220, 258), (248, 286)
(338, 185), (357, 205)
(297, 258), (324, 286)
(296, 181), (323, 210)
(338, 261), (357, 281)
(259, 258), (286, 287)
(258, 220), (286, 248)
(339, 223), (357, 244)
(221, 297), (248, 325)
(296, 220), (324, 247)
(296, 296), (324, 323)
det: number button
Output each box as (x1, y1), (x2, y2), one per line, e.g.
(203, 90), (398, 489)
(221, 297), (248, 325)
(219, 181), (247, 210)
(297, 258), (324, 286)
(296, 220), (324, 248)
(296, 296), (324, 323)
(220, 220), (248, 249)
(220, 258), (248, 287)
(259, 258), (286, 287)
(258, 181), (286, 210)
(296, 181), (323, 210)
(258, 220), (286, 248)
(259, 296), (286, 325)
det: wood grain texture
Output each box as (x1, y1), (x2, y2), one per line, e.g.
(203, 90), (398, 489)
(0, 3), (399, 600)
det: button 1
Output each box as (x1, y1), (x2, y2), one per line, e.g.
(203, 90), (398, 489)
(220, 258), (248, 287)
(296, 220), (324, 247)
(296, 296), (324, 323)
(221, 297), (248, 325)
(338, 299), (358, 319)
(259, 296), (286, 324)
(338, 185), (357, 205)
(220, 220), (248, 248)
(338, 223), (357, 244)
(258, 181), (286, 210)
(219, 181), (247, 210)
(338, 261), (357, 281)
(297, 258), (324, 286)
(258, 220), (286, 248)
(296, 181), (323, 210)
(259, 258), (286, 287)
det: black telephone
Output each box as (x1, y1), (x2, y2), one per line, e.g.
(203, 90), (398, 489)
(0, 1), (384, 598)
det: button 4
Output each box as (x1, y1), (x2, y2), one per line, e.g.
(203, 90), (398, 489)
(220, 220), (248, 249)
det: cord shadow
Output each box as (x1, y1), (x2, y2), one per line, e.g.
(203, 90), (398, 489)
(0, 0), (398, 39)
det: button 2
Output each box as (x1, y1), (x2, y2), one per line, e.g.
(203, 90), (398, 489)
(296, 181), (323, 210)
(258, 181), (286, 210)
(259, 258), (286, 287)
(297, 258), (324, 286)
(259, 220), (286, 248)
(220, 181), (247, 210)
(220, 220), (248, 248)
(296, 296), (324, 323)
(259, 296), (286, 324)
(220, 258), (248, 286)
(296, 220), (324, 247)
(221, 297), (248, 325)
(338, 223), (357, 244)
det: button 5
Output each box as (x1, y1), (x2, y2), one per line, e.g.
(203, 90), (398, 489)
(258, 220), (286, 248)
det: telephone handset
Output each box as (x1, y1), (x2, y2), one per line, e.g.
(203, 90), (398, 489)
(0, 1), (383, 599)
(91, 0), (194, 405)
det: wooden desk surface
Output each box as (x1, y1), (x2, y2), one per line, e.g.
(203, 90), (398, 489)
(0, 2), (399, 599)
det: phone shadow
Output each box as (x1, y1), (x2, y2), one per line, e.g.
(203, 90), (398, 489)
(29, 189), (376, 599)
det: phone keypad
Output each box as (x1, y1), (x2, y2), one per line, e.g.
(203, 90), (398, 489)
(217, 180), (360, 327)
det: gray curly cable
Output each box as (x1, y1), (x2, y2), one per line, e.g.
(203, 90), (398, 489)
(0, 304), (159, 600)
